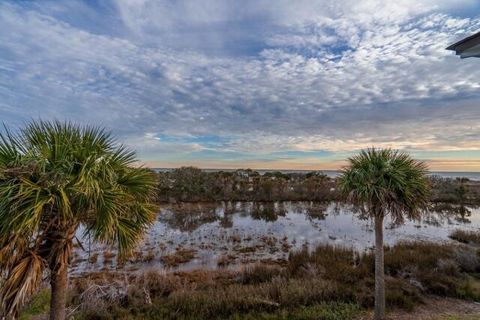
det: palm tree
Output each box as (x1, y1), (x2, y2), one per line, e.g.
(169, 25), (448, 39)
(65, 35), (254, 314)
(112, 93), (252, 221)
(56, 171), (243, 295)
(0, 121), (157, 320)
(338, 148), (429, 320)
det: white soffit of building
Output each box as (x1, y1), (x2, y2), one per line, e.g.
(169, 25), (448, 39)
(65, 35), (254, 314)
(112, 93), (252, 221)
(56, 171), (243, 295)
(447, 31), (480, 59)
(460, 44), (480, 58)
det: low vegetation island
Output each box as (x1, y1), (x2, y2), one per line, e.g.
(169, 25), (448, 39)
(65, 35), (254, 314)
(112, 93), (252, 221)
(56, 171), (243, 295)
(155, 166), (480, 205)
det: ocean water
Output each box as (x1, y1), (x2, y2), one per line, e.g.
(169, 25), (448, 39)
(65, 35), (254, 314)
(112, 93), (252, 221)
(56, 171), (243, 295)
(428, 171), (480, 181)
(323, 170), (480, 181)
(154, 168), (480, 181)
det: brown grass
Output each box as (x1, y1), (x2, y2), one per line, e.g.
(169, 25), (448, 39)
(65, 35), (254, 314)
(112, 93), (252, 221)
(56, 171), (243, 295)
(27, 241), (480, 320)
(160, 248), (197, 267)
(450, 229), (480, 245)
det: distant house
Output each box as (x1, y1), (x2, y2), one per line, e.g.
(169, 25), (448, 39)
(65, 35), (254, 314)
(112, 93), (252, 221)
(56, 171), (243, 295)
(447, 31), (480, 58)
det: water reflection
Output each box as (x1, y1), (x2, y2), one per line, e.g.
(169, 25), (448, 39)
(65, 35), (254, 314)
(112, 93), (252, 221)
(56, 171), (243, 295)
(250, 202), (287, 221)
(304, 202), (328, 221)
(426, 203), (475, 225)
(158, 203), (219, 232)
(71, 201), (480, 275)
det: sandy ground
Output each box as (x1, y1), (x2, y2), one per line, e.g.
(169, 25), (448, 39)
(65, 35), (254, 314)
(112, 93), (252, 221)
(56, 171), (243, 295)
(358, 296), (480, 320)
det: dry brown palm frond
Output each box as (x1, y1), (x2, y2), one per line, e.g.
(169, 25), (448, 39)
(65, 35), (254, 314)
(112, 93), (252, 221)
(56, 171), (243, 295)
(0, 252), (45, 318)
(43, 224), (78, 273)
(0, 235), (28, 271)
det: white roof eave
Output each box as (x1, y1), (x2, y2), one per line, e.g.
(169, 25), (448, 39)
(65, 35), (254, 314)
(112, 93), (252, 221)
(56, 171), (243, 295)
(460, 44), (480, 58)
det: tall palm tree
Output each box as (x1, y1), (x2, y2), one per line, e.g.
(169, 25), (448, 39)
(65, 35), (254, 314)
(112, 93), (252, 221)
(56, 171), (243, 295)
(0, 121), (157, 320)
(338, 148), (429, 320)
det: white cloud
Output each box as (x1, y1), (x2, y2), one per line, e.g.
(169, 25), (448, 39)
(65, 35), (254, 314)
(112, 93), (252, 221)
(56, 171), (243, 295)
(124, 134), (203, 157)
(0, 1), (480, 162)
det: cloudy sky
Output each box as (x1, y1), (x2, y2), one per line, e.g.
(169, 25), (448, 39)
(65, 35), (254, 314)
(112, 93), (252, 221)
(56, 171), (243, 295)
(1, 1), (480, 171)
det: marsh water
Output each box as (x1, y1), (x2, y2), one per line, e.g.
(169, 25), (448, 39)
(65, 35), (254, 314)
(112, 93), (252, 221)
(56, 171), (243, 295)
(71, 201), (480, 275)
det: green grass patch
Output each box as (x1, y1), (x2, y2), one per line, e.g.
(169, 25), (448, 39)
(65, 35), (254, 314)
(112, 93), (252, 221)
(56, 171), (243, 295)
(19, 288), (50, 320)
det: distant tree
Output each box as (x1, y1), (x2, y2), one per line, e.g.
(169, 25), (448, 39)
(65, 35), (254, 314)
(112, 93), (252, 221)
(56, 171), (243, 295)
(0, 121), (157, 320)
(454, 178), (470, 223)
(264, 171), (290, 180)
(172, 166), (210, 201)
(155, 168), (336, 202)
(305, 171), (327, 179)
(339, 148), (429, 320)
(455, 177), (469, 204)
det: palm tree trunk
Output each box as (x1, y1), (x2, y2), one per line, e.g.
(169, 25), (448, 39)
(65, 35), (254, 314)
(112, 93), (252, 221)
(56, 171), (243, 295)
(42, 223), (77, 320)
(50, 266), (68, 320)
(374, 214), (386, 320)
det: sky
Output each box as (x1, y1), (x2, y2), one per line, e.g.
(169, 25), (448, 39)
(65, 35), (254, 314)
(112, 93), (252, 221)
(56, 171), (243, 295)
(1, 1), (480, 171)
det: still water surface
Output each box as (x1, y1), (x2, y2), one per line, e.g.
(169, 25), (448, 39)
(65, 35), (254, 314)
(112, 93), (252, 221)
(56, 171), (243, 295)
(71, 201), (480, 275)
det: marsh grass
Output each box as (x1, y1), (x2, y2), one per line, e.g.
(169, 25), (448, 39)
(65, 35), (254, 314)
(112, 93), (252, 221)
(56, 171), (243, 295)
(239, 264), (283, 284)
(24, 241), (480, 320)
(160, 248), (197, 267)
(450, 230), (480, 245)
(229, 302), (359, 320)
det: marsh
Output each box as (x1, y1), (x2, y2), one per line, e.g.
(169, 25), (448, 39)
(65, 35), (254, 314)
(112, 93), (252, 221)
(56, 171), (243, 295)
(71, 201), (480, 274)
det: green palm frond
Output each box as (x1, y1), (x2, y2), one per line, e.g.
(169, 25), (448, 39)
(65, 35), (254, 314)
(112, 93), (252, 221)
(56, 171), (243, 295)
(0, 120), (157, 316)
(339, 148), (430, 222)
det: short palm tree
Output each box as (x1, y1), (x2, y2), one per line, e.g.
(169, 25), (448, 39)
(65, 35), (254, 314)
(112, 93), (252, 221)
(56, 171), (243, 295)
(338, 148), (429, 320)
(0, 121), (157, 320)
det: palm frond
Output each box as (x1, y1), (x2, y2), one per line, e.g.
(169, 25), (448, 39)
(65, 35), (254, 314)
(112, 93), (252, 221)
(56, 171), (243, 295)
(0, 252), (44, 317)
(339, 148), (430, 222)
(0, 120), (157, 315)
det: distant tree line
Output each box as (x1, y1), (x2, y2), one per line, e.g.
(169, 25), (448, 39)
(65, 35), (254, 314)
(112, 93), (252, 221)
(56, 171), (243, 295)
(429, 176), (480, 204)
(156, 167), (339, 202)
(155, 167), (480, 204)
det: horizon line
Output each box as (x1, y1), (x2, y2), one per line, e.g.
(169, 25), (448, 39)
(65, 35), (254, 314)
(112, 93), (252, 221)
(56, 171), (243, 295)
(148, 166), (480, 173)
